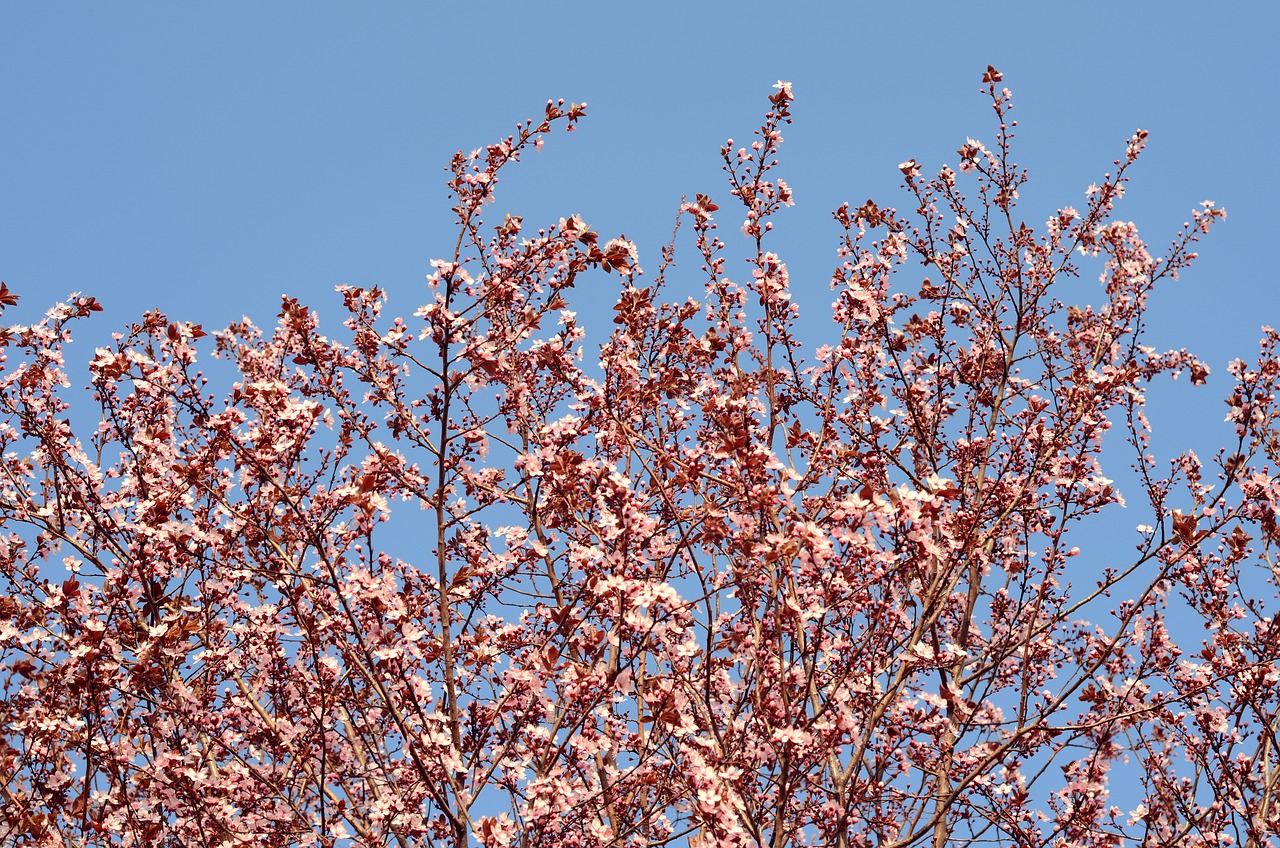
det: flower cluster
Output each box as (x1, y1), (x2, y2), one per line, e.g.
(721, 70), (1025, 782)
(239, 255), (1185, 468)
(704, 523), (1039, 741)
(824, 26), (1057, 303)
(1, 69), (1275, 848)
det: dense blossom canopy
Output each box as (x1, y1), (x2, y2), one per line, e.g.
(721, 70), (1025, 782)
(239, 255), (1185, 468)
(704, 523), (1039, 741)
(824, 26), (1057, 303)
(2, 71), (1279, 848)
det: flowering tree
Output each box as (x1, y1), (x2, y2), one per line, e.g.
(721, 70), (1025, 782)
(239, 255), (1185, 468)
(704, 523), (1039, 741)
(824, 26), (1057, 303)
(2, 68), (1279, 848)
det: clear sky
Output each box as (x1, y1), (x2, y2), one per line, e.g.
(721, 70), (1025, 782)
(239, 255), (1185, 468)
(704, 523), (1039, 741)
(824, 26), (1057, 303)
(1, 4), (1276, 832)
(0, 2), (1274, 461)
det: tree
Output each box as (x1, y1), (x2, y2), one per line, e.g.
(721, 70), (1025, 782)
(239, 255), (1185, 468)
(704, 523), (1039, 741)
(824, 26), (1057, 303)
(1, 67), (1277, 848)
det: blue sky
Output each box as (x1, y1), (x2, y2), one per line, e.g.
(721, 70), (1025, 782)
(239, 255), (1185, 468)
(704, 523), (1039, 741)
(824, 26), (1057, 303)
(0, 2), (1274, 461)
(1, 4), (1276, 833)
